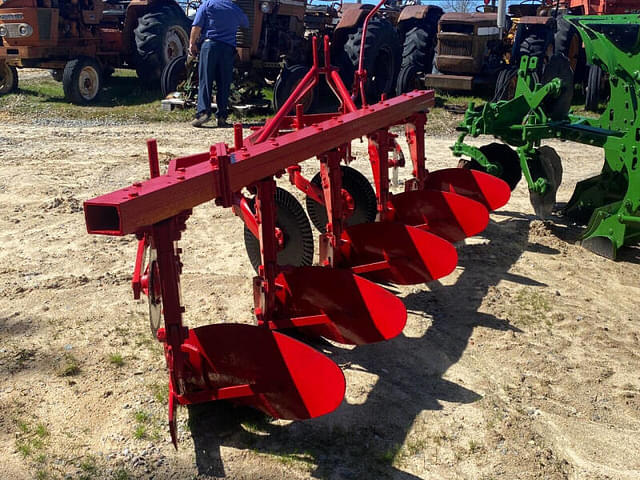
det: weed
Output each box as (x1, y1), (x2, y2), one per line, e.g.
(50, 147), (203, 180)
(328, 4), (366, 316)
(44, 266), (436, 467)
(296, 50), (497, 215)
(469, 439), (482, 454)
(405, 437), (427, 456)
(36, 453), (47, 464)
(57, 353), (80, 377)
(113, 469), (131, 480)
(36, 470), (48, 480)
(510, 288), (551, 326)
(134, 411), (151, 423)
(133, 425), (147, 439)
(378, 444), (401, 465)
(79, 456), (98, 477)
(108, 353), (124, 367)
(16, 440), (31, 457)
(17, 420), (30, 433)
(35, 424), (49, 438)
(149, 382), (168, 405)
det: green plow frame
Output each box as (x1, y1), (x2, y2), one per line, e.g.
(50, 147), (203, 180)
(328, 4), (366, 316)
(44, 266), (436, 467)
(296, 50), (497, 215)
(452, 14), (640, 259)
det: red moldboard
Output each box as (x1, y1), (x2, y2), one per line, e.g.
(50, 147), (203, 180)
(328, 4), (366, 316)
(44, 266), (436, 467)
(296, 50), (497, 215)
(424, 168), (510, 212)
(390, 189), (489, 243)
(274, 266), (407, 345)
(181, 324), (346, 419)
(339, 222), (458, 285)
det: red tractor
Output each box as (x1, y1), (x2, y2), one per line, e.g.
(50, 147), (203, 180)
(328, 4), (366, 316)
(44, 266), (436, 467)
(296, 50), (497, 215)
(0, 0), (191, 103)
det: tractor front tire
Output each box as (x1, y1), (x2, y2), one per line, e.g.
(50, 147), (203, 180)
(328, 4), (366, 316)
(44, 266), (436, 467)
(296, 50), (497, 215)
(135, 6), (190, 84)
(0, 63), (18, 95)
(62, 57), (103, 104)
(343, 18), (401, 104)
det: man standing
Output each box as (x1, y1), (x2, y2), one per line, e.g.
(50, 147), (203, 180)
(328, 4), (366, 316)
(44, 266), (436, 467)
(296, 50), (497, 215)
(189, 0), (249, 128)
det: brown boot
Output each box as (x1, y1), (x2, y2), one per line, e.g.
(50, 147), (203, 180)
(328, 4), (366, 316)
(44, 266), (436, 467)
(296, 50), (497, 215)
(191, 112), (211, 128)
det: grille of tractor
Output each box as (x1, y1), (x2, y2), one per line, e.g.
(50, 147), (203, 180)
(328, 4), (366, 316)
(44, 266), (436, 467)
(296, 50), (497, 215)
(440, 38), (472, 57)
(235, 0), (254, 48)
(37, 9), (52, 40)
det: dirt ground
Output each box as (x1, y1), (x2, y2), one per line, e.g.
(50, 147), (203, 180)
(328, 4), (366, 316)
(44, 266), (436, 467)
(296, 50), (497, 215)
(1, 109), (640, 480)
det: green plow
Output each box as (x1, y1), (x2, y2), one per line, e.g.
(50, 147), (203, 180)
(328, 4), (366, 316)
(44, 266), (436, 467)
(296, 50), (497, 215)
(452, 14), (640, 259)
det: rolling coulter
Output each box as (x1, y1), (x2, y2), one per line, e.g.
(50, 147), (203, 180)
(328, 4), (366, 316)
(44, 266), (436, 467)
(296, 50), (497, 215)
(83, 34), (510, 446)
(451, 14), (640, 259)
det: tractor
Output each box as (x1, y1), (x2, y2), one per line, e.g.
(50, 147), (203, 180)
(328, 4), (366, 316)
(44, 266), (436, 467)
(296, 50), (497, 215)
(0, 0), (191, 103)
(161, 0), (444, 112)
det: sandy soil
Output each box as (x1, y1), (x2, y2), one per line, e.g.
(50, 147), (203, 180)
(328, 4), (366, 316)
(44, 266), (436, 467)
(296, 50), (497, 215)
(1, 116), (639, 480)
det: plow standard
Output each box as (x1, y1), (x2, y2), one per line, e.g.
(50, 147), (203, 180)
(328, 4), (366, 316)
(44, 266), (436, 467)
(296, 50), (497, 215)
(84, 34), (510, 446)
(452, 14), (640, 259)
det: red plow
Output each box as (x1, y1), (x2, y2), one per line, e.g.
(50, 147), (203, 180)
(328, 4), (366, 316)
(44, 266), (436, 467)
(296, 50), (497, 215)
(83, 35), (510, 447)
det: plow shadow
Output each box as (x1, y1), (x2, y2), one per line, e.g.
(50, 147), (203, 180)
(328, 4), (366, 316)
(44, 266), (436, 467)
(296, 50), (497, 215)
(186, 217), (531, 479)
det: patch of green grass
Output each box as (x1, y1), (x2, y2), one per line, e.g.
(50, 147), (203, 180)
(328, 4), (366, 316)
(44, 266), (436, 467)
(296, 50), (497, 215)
(79, 455), (98, 478)
(108, 353), (124, 367)
(16, 440), (32, 457)
(113, 469), (131, 480)
(35, 470), (48, 480)
(57, 353), (80, 377)
(468, 439), (482, 453)
(134, 411), (151, 423)
(509, 288), (552, 326)
(0, 69), (270, 125)
(378, 444), (402, 465)
(149, 382), (168, 405)
(265, 450), (314, 469)
(35, 424), (49, 438)
(133, 425), (147, 440)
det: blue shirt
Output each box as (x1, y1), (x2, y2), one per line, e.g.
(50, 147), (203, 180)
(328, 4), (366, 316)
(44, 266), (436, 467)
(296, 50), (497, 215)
(193, 0), (249, 47)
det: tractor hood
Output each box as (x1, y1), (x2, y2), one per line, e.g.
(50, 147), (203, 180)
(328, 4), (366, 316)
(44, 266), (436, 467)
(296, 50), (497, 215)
(439, 12), (497, 27)
(0, 0), (38, 9)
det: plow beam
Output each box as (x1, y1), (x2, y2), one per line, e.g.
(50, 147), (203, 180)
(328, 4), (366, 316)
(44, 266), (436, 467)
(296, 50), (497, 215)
(84, 91), (435, 236)
(270, 267), (407, 345)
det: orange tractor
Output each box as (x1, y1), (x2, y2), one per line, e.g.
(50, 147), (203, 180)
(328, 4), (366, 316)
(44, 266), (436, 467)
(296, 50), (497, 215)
(0, 0), (191, 103)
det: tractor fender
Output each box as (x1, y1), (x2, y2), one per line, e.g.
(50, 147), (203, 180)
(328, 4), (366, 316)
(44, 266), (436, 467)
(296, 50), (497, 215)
(517, 16), (557, 30)
(397, 5), (443, 24)
(334, 4), (373, 32)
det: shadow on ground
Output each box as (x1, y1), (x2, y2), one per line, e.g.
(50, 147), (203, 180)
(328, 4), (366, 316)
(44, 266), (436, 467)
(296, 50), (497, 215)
(186, 217), (532, 479)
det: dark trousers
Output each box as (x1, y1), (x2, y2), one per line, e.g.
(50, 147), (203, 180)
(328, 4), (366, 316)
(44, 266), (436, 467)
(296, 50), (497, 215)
(197, 39), (235, 119)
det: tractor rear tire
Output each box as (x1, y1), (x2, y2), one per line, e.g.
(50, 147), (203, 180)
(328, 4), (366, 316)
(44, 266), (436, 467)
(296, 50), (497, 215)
(161, 55), (187, 97)
(62, 57), (103, 104)
(396, 26), (433, 95)
(585, 64), (603, 112)
(244, 187), (314, 272)
(135, 6), (190, 84)
(555, 17), (583, 79)
(342, 18), (401, 104)
(305, 165), (377, 233)
(0, 63), (18, 95)
(273, 64), (315, 114)
(493, 66), (518, 102)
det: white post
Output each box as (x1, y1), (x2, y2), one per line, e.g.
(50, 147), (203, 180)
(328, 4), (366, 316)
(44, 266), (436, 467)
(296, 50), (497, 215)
(497, 0), (507, 38)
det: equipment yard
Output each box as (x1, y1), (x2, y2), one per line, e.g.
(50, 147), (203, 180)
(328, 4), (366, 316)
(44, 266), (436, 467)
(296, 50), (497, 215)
(1, 89), (640, 479)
